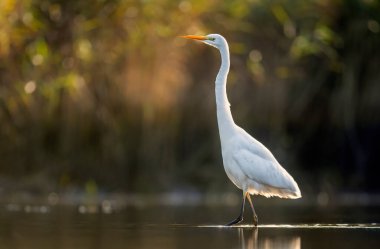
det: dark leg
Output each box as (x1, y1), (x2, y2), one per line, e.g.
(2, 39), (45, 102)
(247, 194), (258, 226)
(226, 192), (247, 226)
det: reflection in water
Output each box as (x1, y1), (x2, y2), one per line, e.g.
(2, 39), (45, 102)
(238, 228), (301, 249)
(239, 228), (257, 249)
(1, 204), (379, 249)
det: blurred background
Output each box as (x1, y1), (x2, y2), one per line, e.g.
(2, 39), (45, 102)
(0, 0), (380, 208)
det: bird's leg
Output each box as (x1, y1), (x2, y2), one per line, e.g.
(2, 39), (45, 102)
(247, 194), (258, 226)
(226, 192), (247, 226)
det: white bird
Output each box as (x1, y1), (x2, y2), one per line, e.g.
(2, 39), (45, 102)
(180, 34), (301, 226)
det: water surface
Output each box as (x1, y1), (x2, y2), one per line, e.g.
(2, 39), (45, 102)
(1, 205), (379, 249)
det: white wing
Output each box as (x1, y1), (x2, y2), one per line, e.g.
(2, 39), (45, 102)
(230, 128), (301, 198)
(232, 149), (293, 189)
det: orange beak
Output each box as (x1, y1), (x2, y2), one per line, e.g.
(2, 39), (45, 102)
(179, 35), (207, 41)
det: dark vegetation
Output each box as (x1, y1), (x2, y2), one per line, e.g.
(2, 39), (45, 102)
(0, 0), (379, 196)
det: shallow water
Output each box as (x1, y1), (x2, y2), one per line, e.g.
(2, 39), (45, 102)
(1, 205), (380, 249)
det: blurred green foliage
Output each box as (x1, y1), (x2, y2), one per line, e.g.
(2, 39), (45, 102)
(0, 0), (380, 195)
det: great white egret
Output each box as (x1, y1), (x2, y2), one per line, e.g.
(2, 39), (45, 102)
(180, 34), (301, 226)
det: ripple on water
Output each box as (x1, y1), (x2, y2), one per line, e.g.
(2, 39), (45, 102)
(197, 223), (380, 229)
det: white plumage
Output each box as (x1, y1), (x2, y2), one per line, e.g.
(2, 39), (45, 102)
(181, 34), (301, 226)
(225, 127), (301, 199)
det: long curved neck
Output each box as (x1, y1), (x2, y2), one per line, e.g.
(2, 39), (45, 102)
(215, 43), (236, 141)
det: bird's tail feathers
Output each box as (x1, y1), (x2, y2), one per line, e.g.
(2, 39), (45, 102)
(249, 182), (302, 199)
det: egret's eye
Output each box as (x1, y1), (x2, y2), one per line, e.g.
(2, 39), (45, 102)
(208, 37), (215, 41)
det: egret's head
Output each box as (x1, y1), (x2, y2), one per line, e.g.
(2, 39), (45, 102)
(180, 34), (226, 49)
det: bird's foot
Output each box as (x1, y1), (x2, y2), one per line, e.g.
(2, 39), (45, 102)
(253, 215), (258, 226)
(226, 216), (243, 226)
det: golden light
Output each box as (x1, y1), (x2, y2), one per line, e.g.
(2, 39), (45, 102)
(24, 80), (36, 94)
